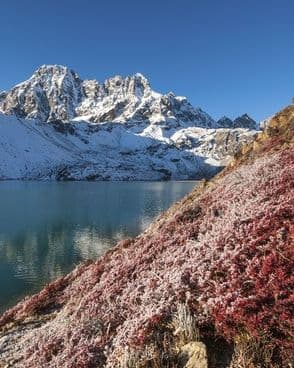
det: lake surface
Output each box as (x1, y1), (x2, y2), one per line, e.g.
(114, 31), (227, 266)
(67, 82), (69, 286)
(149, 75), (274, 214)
(0, 181), (197, 313)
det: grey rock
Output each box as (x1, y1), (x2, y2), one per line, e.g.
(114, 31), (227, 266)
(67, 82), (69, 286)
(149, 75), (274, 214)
(233, 113), (257, 129)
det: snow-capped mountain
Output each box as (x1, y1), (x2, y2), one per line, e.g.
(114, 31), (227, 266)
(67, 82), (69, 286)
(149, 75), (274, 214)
(0, 65), (215, 127)
(0, 65), (258, 180)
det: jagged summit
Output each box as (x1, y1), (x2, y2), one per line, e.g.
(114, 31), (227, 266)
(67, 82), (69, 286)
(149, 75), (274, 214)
(216, 116), (233, 128)
(0, 65), (259, 181)
(22, 64), (83, 94)
(233, 113), (257, 129)
(216, 113), (257, 129)
(0, 65), (255, 130)
(1, 64), (84, 121)
(33, 64), (76, 75)
(133, 72), (149, 84)
(0, 64), (216, 127)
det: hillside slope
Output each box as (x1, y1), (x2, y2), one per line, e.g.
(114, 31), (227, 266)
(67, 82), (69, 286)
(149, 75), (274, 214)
(0, 105), (293, 367)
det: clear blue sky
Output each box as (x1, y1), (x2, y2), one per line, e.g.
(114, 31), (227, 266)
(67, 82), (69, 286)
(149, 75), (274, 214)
(0, 0), (293, 121)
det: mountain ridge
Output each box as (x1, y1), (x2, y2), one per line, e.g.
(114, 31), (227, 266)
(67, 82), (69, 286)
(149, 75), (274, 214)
(0, 65), (258, 181)
(0, 64), (256, 129)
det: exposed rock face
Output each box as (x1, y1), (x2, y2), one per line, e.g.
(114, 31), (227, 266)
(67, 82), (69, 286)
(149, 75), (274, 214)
(216, 114), (257, 130)
(0, 65), (258, 129)
(0, 65), (216, 127)
(216, 116), (234, 128)
(205, 129), (256, 163)
(0, 65), (84, 122)
(233, 113), (257, 129)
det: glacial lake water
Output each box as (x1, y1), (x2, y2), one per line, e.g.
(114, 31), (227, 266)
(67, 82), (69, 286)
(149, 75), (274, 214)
(0, 181), (197, 313)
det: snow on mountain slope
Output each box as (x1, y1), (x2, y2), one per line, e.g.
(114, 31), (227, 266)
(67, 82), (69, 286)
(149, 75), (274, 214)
(0, 112), (257, 180)
(0, 65), (258, 180)
(0, 65), (215, 128)
(0, 114), (84, 179)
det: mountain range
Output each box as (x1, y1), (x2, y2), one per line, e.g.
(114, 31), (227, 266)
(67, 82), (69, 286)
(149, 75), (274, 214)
(0, 65), (258, 180)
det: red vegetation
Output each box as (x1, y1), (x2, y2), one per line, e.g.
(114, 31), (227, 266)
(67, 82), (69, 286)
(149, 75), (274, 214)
(0, 119), (293, 367)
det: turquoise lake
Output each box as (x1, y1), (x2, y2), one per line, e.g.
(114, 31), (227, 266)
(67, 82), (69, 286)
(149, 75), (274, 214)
(0, 181), (197, 313)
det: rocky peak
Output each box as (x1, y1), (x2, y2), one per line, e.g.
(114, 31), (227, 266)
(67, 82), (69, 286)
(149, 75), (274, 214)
(0, 65), (217, 127)
(0, 65), (257, 130)
(0, 64), (84, 121)
(216, 116), (234, 128)
(32, 64), (80, 81)
(101, 72), (151, 100)
(216, 114), (257, 130)
(233, 113), (257, 129)
(29, 65), (84, 100)
(158, 93), (215, 128)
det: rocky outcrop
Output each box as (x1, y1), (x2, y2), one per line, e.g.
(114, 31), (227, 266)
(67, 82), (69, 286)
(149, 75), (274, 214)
(232, 113), (257, 129)
(216, 116), (234, 128)
(0, 65), (84, 122)
(216, 114), (257, 130)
